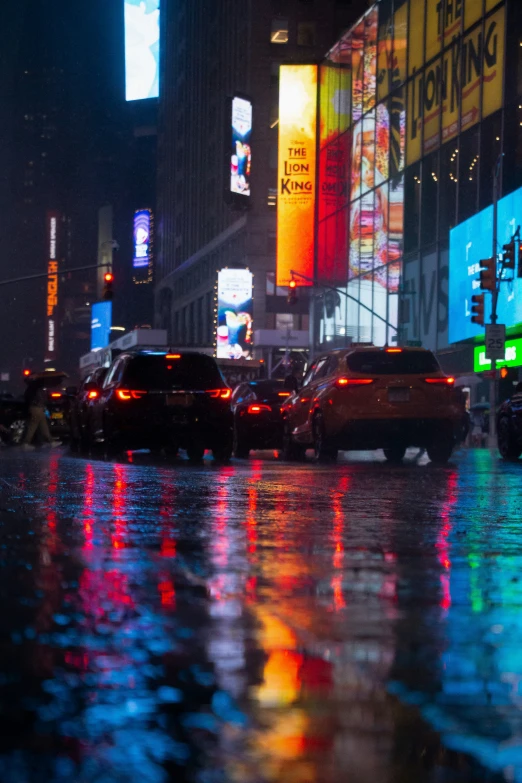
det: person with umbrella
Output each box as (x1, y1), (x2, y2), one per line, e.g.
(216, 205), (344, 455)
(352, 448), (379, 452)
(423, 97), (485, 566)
(21, 371), (65, 451)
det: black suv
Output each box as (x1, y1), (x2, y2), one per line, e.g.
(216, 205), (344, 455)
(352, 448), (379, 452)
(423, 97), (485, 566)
(86, 351), (233, 460)
(497, 383), (522, 461)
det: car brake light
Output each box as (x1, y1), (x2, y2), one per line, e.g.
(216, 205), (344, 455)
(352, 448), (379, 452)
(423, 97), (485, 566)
(247, 404), (271, 414)
(87, 390), (99, 400)
(386, 348), (402, 353)
(424, 377), (455, 385)
(207, 388), (232, 400)
(50, 392), (62, 398)
(336, 377), (375, 387)
(116, 389), (147, 400)
(166, 354), (181, 359)
(278, 391), (291, 397)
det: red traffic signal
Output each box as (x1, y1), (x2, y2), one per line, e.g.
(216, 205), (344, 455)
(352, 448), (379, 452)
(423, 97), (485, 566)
(23, 369), (31, 377)
(287, 279), (297, 306)
(103, 271), (114, 301)
(479, 257), (496, 291)
(471, 293), (485, 326)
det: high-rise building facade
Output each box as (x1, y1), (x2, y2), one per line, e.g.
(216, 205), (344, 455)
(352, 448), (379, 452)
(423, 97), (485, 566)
(154, 0), (366, 362)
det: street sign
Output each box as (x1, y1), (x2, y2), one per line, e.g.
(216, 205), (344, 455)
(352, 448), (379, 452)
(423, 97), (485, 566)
(485, 323), (506, 362)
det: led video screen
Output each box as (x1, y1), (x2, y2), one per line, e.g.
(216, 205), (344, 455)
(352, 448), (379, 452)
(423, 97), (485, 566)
(124, 0), (160, 101)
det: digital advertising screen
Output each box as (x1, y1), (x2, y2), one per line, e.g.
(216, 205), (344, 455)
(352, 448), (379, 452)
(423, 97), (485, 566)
(91, 302), (113, 351)
(276, 65), (318, 287)
(124, 0), (160, 102)
(449, 183), (522, 344)
(230, 97), (252, 197)
(216, 269), (253, 360)
(133, 209), (152, 269)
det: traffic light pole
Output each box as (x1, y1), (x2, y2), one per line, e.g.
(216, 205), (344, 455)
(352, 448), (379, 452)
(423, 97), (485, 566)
(488, 160), (500, 449)
(0, 262), (111, 287)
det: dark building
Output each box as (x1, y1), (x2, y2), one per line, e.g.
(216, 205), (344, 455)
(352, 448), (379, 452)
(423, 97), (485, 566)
(154, 0), (366, 367)
(0, 0), (157, 386)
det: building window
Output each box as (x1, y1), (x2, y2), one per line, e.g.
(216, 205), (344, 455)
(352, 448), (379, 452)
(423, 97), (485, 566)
(276, 314), (295, 330)
(297, 22), (316, 47)
(271, 18), (289, 44)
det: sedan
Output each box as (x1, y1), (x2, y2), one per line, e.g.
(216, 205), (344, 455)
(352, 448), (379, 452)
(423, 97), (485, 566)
(232, 379), (292, 458)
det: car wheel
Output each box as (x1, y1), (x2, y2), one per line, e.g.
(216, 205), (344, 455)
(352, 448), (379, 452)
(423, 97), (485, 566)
(383, 445), (406, 463)
(186, 442), (205, 463)
(281, 421), (306, 461)
(498, 417), (522, 461)
(233, 427), (250, 459)
(9, 419), (26, 445)
(313, 413), (338, 463)
(212, 438), (233, 464)
(427, 437), (454, 465)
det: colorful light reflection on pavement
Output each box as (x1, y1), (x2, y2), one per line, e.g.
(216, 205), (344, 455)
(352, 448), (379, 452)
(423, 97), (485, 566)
(0, 448), (517, 782)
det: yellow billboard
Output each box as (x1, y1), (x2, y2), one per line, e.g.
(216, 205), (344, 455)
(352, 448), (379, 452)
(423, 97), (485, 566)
(277, 65), (318, 287)
(482, 6), (505, 120)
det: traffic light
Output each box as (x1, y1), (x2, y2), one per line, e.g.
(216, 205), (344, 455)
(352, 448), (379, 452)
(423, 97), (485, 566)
(287, 279), (297, 306)
(500, 366), (509, 379)
(471, 294), (485, 326)
(518, 242), (522, 278)
(503, 240), (515, 270)
(479, 257), (496, 291)
(23, 369), (31, 378)
(103, 271), (114, 301)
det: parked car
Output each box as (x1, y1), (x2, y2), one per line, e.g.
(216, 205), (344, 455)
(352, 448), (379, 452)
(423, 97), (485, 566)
(281, 346), (463, 464)
(46, 390), (71, 442)
(85, 351), (233, 461)
(497, 383), (522, 460)
(68, 367), (108, 452)
(232, 379), (292, 457)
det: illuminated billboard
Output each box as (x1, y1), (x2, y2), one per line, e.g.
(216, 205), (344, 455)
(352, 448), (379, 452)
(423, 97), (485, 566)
(133, 209), (152, 269)
(91, 302), (113, 351)
(449, 183), (522, 344)
(230, 97), (252, 197)
(216, 269), (253, 360)
(124, 0), (160, 102)
(276, 65), (318, 288)
(45, 212), (60, 362)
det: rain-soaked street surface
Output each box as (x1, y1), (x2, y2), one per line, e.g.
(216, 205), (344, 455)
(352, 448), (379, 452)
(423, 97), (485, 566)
(0, 447), (519, 783)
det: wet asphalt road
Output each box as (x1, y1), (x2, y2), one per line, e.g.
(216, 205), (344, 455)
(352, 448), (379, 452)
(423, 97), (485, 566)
(0, 446), (520, 783)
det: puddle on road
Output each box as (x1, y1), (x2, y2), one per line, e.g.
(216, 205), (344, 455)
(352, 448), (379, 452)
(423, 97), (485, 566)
(0, 450), (515, 782)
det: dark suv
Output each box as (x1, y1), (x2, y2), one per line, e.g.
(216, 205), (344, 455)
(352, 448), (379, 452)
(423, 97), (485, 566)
(86, 351), (233, 460)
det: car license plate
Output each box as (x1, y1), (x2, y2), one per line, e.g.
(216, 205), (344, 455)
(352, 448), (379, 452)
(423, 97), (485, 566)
(166, 394), (192, 407)
(51, 412), (64, 419)
(388, 388), (410, 403)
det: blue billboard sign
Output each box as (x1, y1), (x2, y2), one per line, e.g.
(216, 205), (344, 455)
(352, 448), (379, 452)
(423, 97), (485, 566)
(133, 209), (152, 269)
(91, 302), (112, 351)
(124, 0), (160, 102)
(449, 184), (522, 344)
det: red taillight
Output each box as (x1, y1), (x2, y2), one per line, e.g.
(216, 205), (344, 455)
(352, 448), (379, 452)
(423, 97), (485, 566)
(335, 377), (375, 388)
(278, 391), (291, 397)
(386, 348), (402, 353)
(424, 377), (455, 385)
(166, 354), (181, 359)
(207, 388), (231, 400)
(247, 404), (271, 414)
(87, 390), (99, 400)
(116, 389), (147, 401)
(50, 392), (62, 398)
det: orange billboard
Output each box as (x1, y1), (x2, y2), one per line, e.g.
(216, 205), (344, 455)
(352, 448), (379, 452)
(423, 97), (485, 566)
(276, 65), (318, 287)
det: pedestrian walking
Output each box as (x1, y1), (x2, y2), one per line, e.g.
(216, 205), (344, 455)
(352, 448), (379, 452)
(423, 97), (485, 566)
(21, 378), (61, 451)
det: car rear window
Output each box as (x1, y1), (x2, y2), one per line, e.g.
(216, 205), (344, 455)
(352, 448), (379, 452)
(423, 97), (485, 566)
(346, 350), (440, 375)
(123, 355), (225, 390)
(249, 380), (285, 399)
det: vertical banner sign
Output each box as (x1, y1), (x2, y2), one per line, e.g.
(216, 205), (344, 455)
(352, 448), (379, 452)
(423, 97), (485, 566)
(230, 96), (252, 197)
(133, 209), (152, 268)
(216, 269), (253, 360)
(46, 212), (59, 362)
(276, 64), (318, 287)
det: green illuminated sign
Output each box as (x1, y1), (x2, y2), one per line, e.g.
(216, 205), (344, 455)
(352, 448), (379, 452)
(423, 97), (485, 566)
(474, 337), (522, 373)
